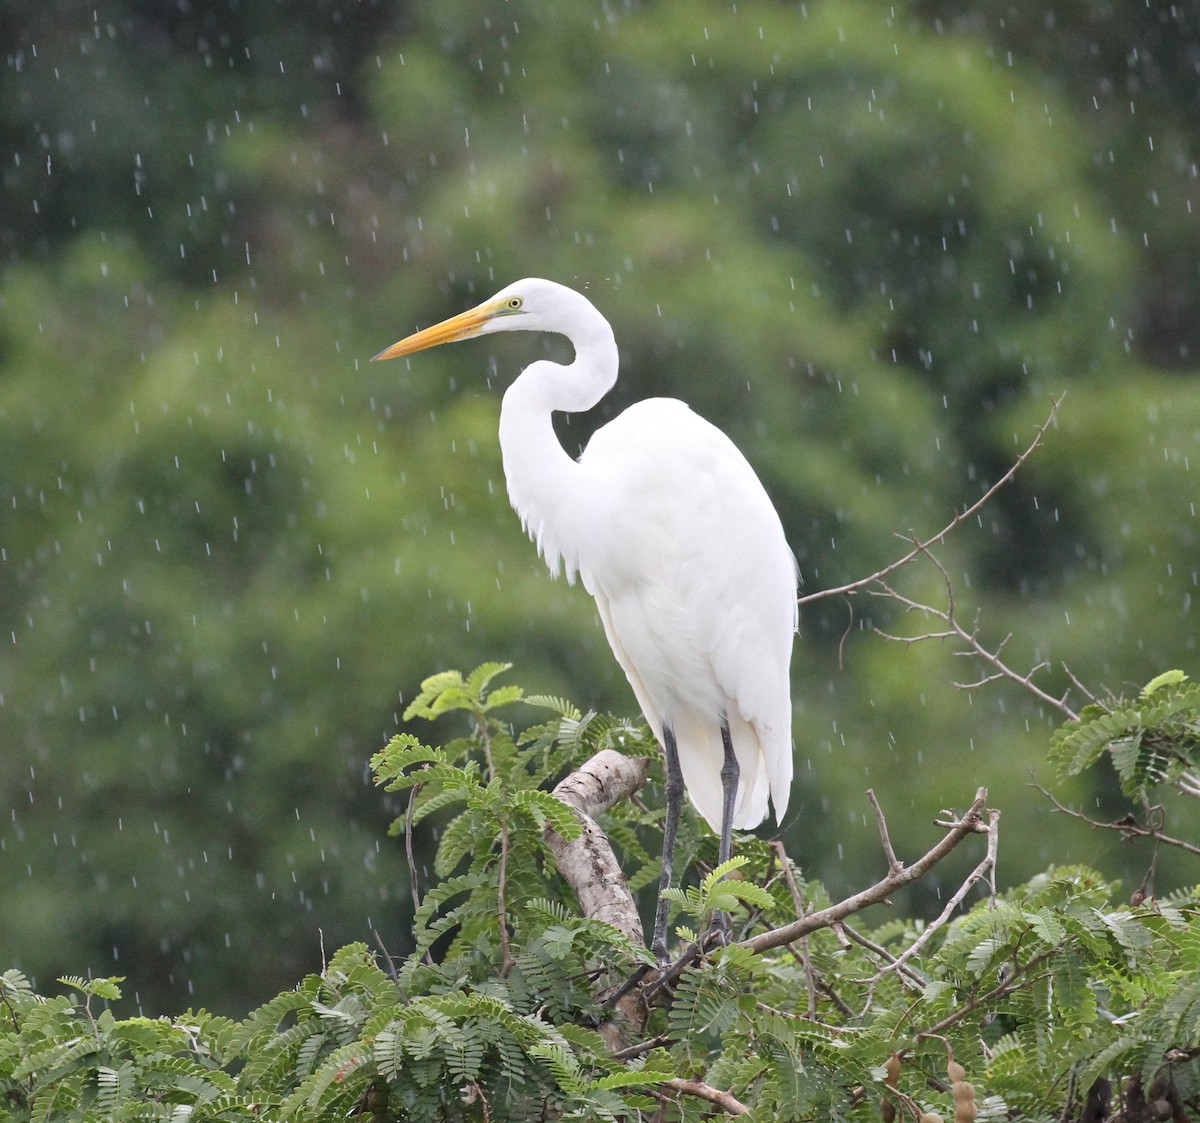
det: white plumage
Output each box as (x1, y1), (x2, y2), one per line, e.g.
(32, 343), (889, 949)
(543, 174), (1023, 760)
(374, 278), (797, 956)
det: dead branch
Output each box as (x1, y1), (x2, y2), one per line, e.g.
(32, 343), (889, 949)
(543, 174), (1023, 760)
(742, 788), (990, 956)
(838, 921), (928, 989)
(1036, 781), (1200, 858)
(869, 807), (1000, 987)
(797, 394), (1063, 610)
(771, 840), (818, 1017)
(793, 395), (1079, 723)
(544, 748), (652, 1043)
(1176, 771), (1200, 800)
(646, 789), (991, 998)
(871, 546), (1078, 721)
(867, 788), (903, 875)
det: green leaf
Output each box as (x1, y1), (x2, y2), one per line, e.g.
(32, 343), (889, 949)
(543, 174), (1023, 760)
(1142, 670), (1187, 696)
(465, 661), (515, 700)
(58, 975), (125, 1002)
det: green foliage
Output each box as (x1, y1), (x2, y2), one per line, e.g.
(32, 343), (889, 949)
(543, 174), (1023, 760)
(1050, 671), (1200, 799)
(4, 665), (1200, 1120)
(661, 856), (777, 945)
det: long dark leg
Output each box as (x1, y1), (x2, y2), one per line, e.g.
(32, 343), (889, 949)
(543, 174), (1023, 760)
(652, 722), (684, 964)
(718, 714), (739, 867)
(710, 715), (740, 944)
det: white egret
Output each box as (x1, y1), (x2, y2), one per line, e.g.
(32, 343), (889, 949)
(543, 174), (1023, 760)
(373, 278), (796, 959)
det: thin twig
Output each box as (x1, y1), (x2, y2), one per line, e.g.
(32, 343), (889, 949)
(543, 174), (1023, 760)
(611, 1032), (673, 1060)
(839, 922), (928, 989)
(371, 929), (401, 985)
(871, 546), (1078, 721)
(797, 394), (1063, 609)
(497, 819), (514, 976)
(1176, 771), (1200, 799)
(915, 947), (1060, 1040)
(871, 808), (1000, 986)
(772, 840), (817, 1017)
(1036, 782), (1200, 857)
(406, 782), (424, 916)
(867, 789), (903, 875)
(1061, 664), (1099, 708)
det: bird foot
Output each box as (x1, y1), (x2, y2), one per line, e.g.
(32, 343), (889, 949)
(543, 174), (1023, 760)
(600, 962), (655, 1010)
(701, 910), (731, 951)
(603, 914), (734, 1010)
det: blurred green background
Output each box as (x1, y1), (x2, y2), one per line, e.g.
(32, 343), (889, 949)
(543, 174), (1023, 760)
(2, 0), (1199, 1014)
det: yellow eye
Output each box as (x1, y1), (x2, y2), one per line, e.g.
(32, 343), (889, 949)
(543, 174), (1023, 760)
(506, 296), (523, 310)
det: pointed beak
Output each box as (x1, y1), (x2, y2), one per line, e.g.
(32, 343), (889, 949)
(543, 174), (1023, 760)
(371, 298), (503, 362)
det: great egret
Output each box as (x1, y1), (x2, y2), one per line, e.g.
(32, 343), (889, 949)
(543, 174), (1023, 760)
(373, 278), (796, 960)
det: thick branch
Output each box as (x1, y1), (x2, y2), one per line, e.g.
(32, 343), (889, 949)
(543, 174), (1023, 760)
(545, 749), (650, 947)
(545, 749), (652, 1046)
(658, 1077), (748, 1115)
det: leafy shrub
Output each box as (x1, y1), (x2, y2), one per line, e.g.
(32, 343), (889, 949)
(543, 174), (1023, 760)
(2, 666), (1199, 1120)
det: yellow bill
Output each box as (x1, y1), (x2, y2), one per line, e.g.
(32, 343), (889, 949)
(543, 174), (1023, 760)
(371, 298), (505, 362)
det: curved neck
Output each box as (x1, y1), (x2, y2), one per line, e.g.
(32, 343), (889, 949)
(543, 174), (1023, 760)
(497, 320), (618, 580)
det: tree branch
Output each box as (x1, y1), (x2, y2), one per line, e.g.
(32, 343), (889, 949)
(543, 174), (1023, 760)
(544, 748), (652, 1043)
(544, 748), (650, 947)
(797, 394), (1063, 609)
(771, 840), (818, 1017)
(871, 546), (1078, 721)
(915, 946), (1061, 1040)
(742, 787), (990, 955)
(658, 1077), (748, 1115)
(1036, 782), (1200, 858)
(869, 807), (1000, 988)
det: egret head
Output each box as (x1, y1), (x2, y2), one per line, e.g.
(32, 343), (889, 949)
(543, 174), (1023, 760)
(371, 278), (595, 362)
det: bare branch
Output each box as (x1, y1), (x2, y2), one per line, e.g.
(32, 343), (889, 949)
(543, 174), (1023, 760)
(792, 395), (1078, 722)
(867, 789), (903, 875)
(658, 1077), (749, 1115)
(839, 921), (928, 989)
(1061, 664), (1098, 708)
(742, 788), (990, 956)
(611, 1032), (673, 1061)
(371, 928), (401, 985)
(771, 839), (818, 1017)
(872, 546), (1078, 721)
(1036, 782), (1200, 858)
(872, 808), (1000, 984)
(1176, 771), (1200, 800)
(647, 789), (989, 997)
(798, 394), (1063, 609)
(545, 749), (653, 1043)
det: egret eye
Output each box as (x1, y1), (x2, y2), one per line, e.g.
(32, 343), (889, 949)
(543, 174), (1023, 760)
(506, 296), (523, 310)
